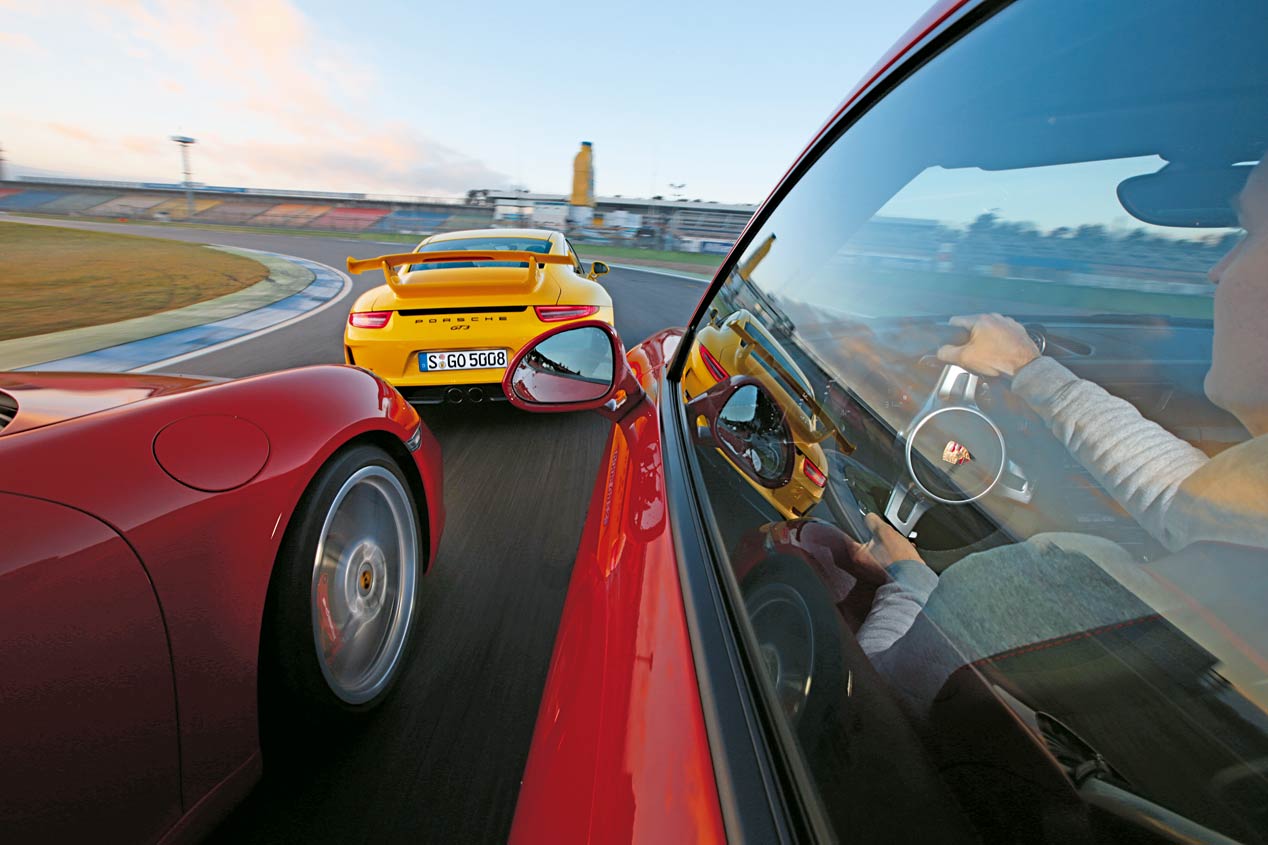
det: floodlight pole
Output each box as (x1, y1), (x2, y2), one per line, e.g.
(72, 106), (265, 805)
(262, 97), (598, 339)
(171, 135), (196, 216)
(667, 182), (686, 250)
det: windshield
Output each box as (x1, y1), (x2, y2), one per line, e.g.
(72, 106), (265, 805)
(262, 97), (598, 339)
(408, 237), (553, 272)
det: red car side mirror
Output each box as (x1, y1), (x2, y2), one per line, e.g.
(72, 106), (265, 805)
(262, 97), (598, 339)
(502, 320), (644, 419)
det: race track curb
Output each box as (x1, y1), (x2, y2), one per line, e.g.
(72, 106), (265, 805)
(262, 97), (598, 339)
(13, 248), (350, 373)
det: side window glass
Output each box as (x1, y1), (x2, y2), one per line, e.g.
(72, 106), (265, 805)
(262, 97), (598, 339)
(680, 0), (1268, 842)
(564, 238), (585, 273)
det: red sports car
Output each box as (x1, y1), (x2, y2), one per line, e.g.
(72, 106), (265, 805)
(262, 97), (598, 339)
(0, 366), (442, 842)
(506, 1), (1268, 843)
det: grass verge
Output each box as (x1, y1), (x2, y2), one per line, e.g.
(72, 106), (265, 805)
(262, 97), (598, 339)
(0, 221), (269, 342)
(572, 243), (723, 267)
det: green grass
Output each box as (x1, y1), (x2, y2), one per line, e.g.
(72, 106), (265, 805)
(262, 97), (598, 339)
(572, 243), (723, 267)
(859, 266), (1214, 319)
(0, 221), (268, 342)
(10, 210), (727, 277)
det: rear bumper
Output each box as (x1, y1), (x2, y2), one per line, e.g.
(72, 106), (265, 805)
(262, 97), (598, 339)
(346, 306), (615, 388)
(397, 383), (508, 406)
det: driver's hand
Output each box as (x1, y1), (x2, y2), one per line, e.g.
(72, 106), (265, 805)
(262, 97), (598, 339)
(836, 513), (926, 584)
(862, 512), (924, 567)
(937, 313), (1040, 378)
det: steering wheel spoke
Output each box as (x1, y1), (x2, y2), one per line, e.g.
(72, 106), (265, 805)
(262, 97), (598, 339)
(933, 363), (982, 408)
(996, 458), (1034, 504)
(884, 477), (931, 537)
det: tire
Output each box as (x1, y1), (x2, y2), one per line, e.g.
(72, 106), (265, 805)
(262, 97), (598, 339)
(741, 553), (847, 757)
(262, 443), (423, 725)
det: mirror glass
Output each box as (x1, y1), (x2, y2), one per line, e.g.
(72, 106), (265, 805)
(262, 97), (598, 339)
(509, 326), (614, 404)
(714, 384), (793, 485)
(592, 261), (610, 276)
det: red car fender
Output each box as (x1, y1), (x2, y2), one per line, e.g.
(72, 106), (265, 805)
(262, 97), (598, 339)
(510, 360), (724, 843)
(0, 365), (441, 822)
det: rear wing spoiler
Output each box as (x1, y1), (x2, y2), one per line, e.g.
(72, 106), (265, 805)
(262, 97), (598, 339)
(346, 250), (576, 290)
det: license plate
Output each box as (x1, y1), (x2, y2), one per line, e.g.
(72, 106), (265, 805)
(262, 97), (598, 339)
(419, 349), (507, 372)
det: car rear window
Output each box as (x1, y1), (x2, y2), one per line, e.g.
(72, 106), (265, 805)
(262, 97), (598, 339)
(408, 237), (552, 272)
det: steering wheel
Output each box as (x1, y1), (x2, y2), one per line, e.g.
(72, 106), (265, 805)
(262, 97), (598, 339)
(883, 362), (1034, 537)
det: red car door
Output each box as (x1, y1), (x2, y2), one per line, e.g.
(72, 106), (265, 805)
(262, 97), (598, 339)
(0, 493), (180, 842)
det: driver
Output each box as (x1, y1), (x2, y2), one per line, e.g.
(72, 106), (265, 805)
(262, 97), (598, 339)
(849, 157), (1268, 687)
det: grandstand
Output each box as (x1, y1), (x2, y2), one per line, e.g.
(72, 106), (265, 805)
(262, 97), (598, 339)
(191, 201), (278, 225)
(372, 209), (452, 233)
(87, 194), (167, 216)
(37, 193), (121, 214)
(0, 190), (67, 210)
(1, 177), (491, 235)
(0, 178), (754, 245)
(249, 203), (332, 227)
(148, 197), (222, 220)
(308, 206), (389, 231)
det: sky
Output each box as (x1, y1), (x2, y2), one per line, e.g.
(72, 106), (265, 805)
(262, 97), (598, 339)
(0, 0), (933, 203)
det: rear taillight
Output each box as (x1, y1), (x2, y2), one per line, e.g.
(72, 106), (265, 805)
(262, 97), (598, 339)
(349, 311), (391, 329)
(802, 456), (827, 488)
(699, 344), (729, 381)
(534, 305), (599, 322)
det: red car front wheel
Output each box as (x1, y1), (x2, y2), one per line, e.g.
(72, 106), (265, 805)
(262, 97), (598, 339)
(263, 443), (423, 726)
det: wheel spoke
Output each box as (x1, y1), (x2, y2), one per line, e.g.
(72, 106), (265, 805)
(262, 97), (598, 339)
(311, 465), (418, 705)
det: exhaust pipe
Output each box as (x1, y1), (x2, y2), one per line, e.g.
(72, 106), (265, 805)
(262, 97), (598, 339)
(445, 387), (464, 405)
(467, 387), (484, 403)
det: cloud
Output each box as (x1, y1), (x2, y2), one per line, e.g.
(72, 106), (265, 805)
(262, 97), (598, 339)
(206, 131), (509, 196)
(16, 0), (511, 195)
(0, 31), (44, 54)
(45, 122), (100, 144)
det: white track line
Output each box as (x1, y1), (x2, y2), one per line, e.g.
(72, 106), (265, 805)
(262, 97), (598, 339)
(131, 257), (354, 373)
(607, 262), (713, 284)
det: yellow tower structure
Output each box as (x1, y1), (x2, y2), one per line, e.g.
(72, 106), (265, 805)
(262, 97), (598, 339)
(570, 142), (595, 207)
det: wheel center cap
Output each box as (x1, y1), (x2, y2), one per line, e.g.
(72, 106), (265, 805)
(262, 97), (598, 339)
(347, 540), (385, 602)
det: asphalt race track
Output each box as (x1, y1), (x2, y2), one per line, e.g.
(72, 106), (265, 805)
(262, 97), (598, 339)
(8, 218), (707, 842)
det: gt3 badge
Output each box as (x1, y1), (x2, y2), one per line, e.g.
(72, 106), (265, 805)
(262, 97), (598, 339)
(942, 440), (973, 466)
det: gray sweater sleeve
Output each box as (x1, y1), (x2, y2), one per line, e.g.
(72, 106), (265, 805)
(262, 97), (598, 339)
(1010, 356), (1209, 550)
(856, 561), (939, 656)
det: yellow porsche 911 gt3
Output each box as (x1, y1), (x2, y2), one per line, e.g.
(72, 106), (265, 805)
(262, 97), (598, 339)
(682, 308), (837, 519)
(344, 229), (613, 405)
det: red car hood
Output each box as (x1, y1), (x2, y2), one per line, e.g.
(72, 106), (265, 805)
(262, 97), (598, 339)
(0, 371), (224, 436)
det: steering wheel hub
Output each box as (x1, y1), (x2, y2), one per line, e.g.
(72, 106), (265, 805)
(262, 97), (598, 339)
(907, 406), (1006, 504)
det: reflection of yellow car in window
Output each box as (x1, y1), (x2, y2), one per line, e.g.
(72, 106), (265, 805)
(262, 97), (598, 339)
(683, 309), (840, 519)
(344, 229), (613, 405)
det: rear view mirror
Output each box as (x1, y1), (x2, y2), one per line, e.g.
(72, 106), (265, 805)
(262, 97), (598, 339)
(1117, 163), (1252, 228)
(589, 261), (610, 279)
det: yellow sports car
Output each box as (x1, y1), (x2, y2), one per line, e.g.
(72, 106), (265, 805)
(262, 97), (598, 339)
(344, 229), (613, 405)
(683, 308), (838, 519)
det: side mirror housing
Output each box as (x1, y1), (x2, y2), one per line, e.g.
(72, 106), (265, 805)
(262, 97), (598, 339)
(588, 261), (610, 280)
(502, 320), (644, 418)
(685, 375), (796, 489)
